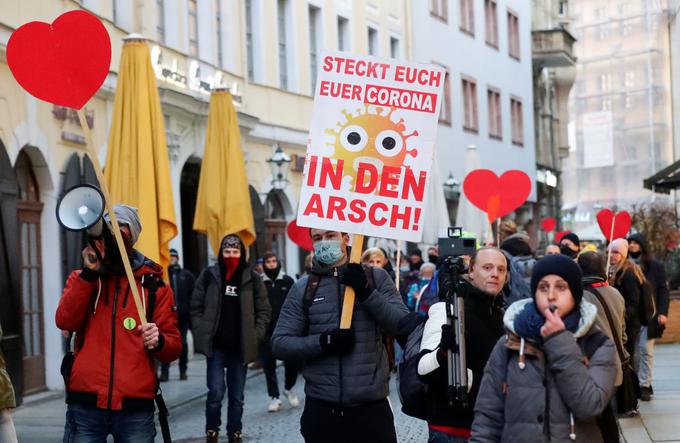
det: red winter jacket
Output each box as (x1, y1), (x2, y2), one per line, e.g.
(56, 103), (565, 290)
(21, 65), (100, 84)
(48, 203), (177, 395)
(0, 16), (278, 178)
(56, 252), (181, 410)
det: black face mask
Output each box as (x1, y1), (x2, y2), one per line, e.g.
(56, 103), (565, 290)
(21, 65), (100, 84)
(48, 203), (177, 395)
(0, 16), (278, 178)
(264, 264), (281, 280)
(629, 250), (642, 259)
(560, 244), (578, 259)
(428, 254), (439, 265)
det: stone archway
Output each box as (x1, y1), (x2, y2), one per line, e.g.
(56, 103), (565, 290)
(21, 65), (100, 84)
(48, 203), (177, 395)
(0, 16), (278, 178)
(180, 158), (208, 276)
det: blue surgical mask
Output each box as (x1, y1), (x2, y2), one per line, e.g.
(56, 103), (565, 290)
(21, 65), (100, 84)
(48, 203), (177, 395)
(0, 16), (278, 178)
(400, 265), (410, 273)
(419, 278), (431, 286)
(314, 240), (344, 265)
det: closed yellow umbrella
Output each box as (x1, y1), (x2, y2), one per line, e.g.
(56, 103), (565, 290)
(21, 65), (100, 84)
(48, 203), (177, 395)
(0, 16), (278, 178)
(193, 90), (256, 255)
(105, 38), (177, 273)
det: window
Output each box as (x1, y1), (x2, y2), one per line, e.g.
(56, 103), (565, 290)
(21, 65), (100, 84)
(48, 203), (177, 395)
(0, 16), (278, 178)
(624, 71), (635, 89)
(507, 10), (520, 60)
(430, 0), (448, 22)
(601, 97), (611, 111)
(188, 0), (199, 56)
(624, 93), (633, 109)
(462, 77), (478, 132)
(278, 0), (289, 89)
(485, 0), (499, 48)
(438, 66), (451, 125)
(368, 27), (378, 56)
(598, 24), (610, 39)
(246, 0), (255, 80)
(309, 6), (321, 93)
(510, 97), (523, 145)
(338, 16), (349, 51)
(390, 37), (400, 59)
(558, 0), (568, 16)
(621, 19), (634, 36)
(488, 88), (502, 139)
(459, 0), (475, 35)
(594, 7), (606, 19)
(156, 0), (165, 43)
(599, 73), (611, 91)
(216, 0), (223, 66)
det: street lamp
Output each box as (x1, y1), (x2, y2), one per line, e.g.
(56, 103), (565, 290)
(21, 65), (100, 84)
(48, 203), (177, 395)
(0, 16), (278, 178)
(443, 171), (460, 199)
(267, 144), (291, 190)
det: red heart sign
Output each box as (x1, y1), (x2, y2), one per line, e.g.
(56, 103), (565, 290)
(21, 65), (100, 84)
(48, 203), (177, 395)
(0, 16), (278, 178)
(555, 230), (570, 244)
(287, 220), (313, 251)
(597, 209), (631, 242)
(463, 169), (532, 224)
(540, 217), (557, 232)
(7, 10), (111, 110)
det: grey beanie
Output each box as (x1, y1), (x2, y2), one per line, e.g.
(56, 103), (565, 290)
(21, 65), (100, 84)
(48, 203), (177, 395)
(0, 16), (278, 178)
(104, 204), (142, 245)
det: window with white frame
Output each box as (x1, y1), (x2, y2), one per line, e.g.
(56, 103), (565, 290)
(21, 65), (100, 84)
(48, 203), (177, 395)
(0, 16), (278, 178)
(510, 96), (523, 145)
(338, 16), (349, 51)
(624, 71), (635, 89)
(462, 76), (478, 132)
(435, 63), (451, 125)
(309, 6), (321, 93)
(485, 0), (499, 48)
(278, 0), (289, 89)
(460, 0), (475, 35)
(507, 10), (520, 60)
(368, 27), (378, 56)
(390, 36), (400, 59)
(599, 73), (611, 91)
(216, 0), (224, 66)
(245, 0), (256, 81)
(488, 87), (502, 139)
(188, 0), (198, 56)
(601, 97), (611, 111)
(430, 0), (448, 22)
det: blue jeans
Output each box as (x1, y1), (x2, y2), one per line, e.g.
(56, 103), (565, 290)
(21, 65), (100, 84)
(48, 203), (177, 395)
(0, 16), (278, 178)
(637, 326), (655, 388)
(206, 349), (247, 435)
(63, 404), (155, 443)
(428, 429), (469, 443)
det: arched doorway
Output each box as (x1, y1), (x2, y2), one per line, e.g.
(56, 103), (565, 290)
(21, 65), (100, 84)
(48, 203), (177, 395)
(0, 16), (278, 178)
(180, 158), (208, 275)
(249, 185), (266, 263)
(14, 150), (45, 394)
(0, 142), (21, 404)
(264, 190), (287, 264)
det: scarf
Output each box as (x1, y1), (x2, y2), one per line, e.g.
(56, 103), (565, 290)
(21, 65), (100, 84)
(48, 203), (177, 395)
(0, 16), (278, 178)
(513, 301), (581, 343)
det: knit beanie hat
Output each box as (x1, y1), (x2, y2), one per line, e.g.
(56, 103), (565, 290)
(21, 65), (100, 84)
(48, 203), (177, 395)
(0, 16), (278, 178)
(530, 254), (583, 306)
(561, 232), (580, 249)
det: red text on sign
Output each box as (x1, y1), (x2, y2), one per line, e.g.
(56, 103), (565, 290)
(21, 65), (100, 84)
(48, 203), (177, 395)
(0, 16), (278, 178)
(364, 84), (436, 113)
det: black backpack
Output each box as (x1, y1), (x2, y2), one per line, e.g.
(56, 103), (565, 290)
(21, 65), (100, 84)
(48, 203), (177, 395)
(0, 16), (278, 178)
(638, 279), (657, 327)
(396, 320), (428, 419)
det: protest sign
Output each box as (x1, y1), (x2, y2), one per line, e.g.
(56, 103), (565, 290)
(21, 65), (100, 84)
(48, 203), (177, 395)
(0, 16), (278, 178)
(296, 51), (445, 243)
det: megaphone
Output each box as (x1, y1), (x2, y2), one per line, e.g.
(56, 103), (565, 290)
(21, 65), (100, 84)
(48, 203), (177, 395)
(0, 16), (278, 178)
(56, 184), (106, 236)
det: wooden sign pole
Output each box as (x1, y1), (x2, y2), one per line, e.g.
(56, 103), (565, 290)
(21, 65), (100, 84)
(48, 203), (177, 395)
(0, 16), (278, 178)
(77, 109), (147, 326)
(605, 216), (617, 278)
(340, 234), (364, 329)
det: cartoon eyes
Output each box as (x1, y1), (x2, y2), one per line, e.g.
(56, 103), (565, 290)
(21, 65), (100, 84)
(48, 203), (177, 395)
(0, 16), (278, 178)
(375, 130), (403, 157)
(340, 125), (368, 152)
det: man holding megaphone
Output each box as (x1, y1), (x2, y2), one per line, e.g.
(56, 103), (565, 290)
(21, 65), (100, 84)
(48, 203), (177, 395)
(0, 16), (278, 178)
(56, 201), (181, 443)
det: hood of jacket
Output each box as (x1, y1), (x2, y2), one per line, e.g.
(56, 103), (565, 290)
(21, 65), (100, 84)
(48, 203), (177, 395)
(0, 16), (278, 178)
(503, 298), (598, 339)
(627, 233), (649, 254)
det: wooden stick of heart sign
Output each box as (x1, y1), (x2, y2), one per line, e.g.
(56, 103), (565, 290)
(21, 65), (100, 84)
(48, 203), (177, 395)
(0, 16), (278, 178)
(605, 218), (616, 278)
(597, 209), (632, 278)
(7, 11), (147, 326)
(340, 235), (365, 329)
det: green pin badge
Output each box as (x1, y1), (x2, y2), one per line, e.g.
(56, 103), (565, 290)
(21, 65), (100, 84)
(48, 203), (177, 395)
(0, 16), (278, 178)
(123, 317), (137, 331)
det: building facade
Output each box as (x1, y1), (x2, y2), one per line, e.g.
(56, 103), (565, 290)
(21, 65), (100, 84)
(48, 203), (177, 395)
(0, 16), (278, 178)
(0, 0), (409, 397)
(561, 0), (675, 238)
(410, 0), (537, 241)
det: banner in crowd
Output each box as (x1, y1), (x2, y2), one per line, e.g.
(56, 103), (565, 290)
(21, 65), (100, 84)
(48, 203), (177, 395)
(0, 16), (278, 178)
(296, 51), (444, 242)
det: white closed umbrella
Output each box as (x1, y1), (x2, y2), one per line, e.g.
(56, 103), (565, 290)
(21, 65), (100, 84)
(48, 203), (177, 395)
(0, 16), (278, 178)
(421, 149), (451, 245)
(455, 145), (491, 243)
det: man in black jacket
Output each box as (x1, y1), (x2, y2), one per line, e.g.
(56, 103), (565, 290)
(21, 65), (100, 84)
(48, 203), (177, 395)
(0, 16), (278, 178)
(259, 251), (299, 412)
(160, 249), (195, 381)
(628, 233), (670, 401)
(417, 247), (508, 442)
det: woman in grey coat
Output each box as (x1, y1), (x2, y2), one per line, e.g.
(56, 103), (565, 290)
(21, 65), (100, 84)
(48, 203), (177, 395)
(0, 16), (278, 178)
(471, 255), (617, 443)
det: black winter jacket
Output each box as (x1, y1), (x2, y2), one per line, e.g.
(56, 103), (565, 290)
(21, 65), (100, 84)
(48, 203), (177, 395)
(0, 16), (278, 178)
(263, 270), (295, 336)
(168, 264), (195, 325)
(417, 281), (505, 430)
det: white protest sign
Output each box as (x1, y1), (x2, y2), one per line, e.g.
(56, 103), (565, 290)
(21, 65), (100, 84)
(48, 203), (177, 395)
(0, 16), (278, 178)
(297, 51), (445, 242)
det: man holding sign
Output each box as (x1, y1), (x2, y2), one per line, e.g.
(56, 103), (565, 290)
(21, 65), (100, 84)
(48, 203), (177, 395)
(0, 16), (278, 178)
(272, 228), (411, 443)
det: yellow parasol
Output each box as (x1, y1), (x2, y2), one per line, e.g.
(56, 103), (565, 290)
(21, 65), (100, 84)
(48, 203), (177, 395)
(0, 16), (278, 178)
(193, 90), (256, 255)
(105, 38), (178, 274)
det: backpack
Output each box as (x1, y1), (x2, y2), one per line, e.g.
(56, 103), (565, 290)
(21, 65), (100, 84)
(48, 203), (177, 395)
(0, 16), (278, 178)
(396, 320), (428, 419)
(638, 279), (657, 327)
(502, 252), (532, 306)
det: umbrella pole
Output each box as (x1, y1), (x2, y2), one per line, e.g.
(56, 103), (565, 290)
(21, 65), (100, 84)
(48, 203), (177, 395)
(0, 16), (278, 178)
(605, 216), (617, 278)
(77, 109), (148, 327)
(340, 234), (364, 329)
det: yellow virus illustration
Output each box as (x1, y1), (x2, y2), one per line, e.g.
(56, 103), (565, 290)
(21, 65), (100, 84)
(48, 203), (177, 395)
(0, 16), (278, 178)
(324, 105), (418, 191)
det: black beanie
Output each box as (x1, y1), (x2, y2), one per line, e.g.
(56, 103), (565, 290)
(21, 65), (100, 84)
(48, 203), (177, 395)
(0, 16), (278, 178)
(530, 254), (583, 305)
(561, 232), (580, 249)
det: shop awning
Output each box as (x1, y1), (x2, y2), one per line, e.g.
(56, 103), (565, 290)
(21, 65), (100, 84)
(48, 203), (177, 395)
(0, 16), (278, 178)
(643, 160), (680, 194)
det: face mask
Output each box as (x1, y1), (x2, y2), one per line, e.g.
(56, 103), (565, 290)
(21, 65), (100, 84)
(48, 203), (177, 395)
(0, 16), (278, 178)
(419, 278), (431, 286)
(314, 240), (344, 265)
(560, 244), (577, 258)
(428, 254), (439, 264)
(629, 250), (641, 259)
(400, 265), (411, 273)
(223, 256), (240, 280)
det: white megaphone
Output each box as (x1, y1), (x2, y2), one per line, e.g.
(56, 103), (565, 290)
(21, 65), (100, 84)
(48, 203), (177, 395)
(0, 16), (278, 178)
(56, 184), (106, 236)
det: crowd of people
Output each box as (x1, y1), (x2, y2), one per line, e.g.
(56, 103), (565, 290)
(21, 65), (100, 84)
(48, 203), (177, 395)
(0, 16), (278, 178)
(0, 206), (671, 443)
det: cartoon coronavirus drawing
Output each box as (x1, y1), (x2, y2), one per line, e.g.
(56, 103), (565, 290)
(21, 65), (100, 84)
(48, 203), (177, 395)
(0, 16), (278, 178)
(324, 105), (418, 191)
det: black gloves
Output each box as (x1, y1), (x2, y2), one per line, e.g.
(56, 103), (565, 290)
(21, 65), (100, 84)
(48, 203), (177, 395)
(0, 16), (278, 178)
(320, 328), (355, 355)
(340, 263), (372, 301)
(436, 324), (456, 365)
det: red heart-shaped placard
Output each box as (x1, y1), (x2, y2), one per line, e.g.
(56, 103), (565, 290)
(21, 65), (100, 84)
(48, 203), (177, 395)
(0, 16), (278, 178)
(7, 10), (111, 109)
(462, 169), (532, 224)
(555, 230), (570, 243)
(540, 217), (557, 232)
(597, 209), (631, 242)
(287, 220), (313, 251)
